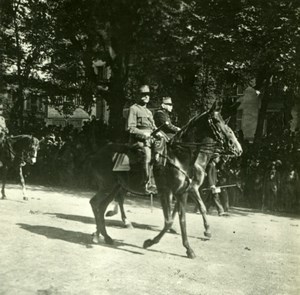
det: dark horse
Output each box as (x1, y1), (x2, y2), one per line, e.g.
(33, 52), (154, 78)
(0, 135), (40, 200)
(89, 104), (242, 258)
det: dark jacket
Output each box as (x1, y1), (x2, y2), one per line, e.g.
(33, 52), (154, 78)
(153, 109), (179, 139)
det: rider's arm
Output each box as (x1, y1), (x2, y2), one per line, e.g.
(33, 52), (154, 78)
(154, 110), (179, 133)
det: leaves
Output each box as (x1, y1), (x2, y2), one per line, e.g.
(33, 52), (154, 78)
(1, 0), (299, 130)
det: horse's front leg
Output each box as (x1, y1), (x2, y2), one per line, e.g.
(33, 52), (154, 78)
(178, 192), (196, 259)
(19, 166), (28, 201)
(90, 191), (103, 243)
(190, 185), (211, 238)
(1, 165), (8, 199)
(190, 157), (211, 237)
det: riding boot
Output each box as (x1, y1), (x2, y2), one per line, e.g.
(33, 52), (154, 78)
(142, 162), (156, 194)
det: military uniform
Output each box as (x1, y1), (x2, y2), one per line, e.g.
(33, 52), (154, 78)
(126, 103), (156, 143)
(126, 103), (157, 190)
(154, 108), (180, 139)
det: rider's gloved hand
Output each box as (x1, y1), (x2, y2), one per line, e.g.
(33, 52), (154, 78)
(141, 134), (151, 140)
(156, 132), (164, 138)
(210, 185), (217, 194)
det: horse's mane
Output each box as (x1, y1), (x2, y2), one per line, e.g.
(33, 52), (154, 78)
(9, 134), (34, 140)
(169, 109), (210, 144)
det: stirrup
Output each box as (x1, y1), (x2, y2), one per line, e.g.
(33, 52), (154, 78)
(145, 184), (157, 195)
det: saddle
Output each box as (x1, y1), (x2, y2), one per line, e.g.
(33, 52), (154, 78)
(112, 153), (130, 171)
(112, 138), (168, 172)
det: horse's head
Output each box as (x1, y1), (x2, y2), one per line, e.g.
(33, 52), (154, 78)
(24, 136), (40, 165)
(207, 106), (243, 157)
(170, 102), (242, 157)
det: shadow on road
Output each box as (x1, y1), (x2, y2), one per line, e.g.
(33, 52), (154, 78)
(17, 223), (185, 258)
(17, 223), (144, 255)
(45, 212), (161, 231)
(44, 213), (212, 243)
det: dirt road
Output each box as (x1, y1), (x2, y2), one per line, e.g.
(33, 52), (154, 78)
(0, 184), (299, 295)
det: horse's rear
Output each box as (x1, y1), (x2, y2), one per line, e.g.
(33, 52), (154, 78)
(89, 142), (157, 242)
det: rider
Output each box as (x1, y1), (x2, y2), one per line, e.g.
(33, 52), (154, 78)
(126, 85), (160, 193)
(154, 96), (181, 140)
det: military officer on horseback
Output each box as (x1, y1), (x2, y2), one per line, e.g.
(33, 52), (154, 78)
(126, 85), (160, 193)
(154, 96), (180, 140)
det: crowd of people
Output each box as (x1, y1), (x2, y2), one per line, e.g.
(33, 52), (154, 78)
(217, 129), (300, 214)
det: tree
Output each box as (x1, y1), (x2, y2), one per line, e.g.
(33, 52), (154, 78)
(1, 0), (52, 128)
(227, 0), (300, 139)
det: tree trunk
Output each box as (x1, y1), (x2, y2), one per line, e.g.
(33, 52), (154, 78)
(106, 81), (127, 141)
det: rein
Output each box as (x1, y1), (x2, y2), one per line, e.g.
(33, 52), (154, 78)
(157, 154), (192, 188)
(171, 141), (223, 153)
(156, 141), (221, 191)
(156, 112), (231, 190)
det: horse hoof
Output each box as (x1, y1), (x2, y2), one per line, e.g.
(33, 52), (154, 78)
(124, 221), (133, 229)
(91, 233), (102, 244)
(1, 196), (7, 200)
(104, 236), (114, 245)
(105, 210), (118, 217)
(143, 239), (153, 249)
(187, 249), (196, 259)
(204, 231), (212, 239)
(23, 197), (28, 201)
(168, 228), (177, 234)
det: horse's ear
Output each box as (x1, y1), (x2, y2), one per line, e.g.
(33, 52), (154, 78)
(208, 101), (217, 114)
(225, 116), (231, 124)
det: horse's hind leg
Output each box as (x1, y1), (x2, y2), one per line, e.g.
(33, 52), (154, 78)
(105, 199), (119, 217)
(143, 190), (176, 249)
(178, 193), (196, 259)
(90, 185), (121, 245)
(105, 188), (133, 228)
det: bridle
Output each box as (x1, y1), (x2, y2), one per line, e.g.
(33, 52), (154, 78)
(157, 113), (236, 189)
(170, 115), (226, 155)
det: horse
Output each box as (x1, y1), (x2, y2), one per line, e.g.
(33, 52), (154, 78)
(0, 135), (40, 200)
(89, 104), (242, 258)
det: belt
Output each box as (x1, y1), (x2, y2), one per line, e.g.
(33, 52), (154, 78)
(137, 126), (153, 130)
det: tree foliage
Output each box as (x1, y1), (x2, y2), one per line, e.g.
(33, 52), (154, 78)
(1, 0), (299, 138)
